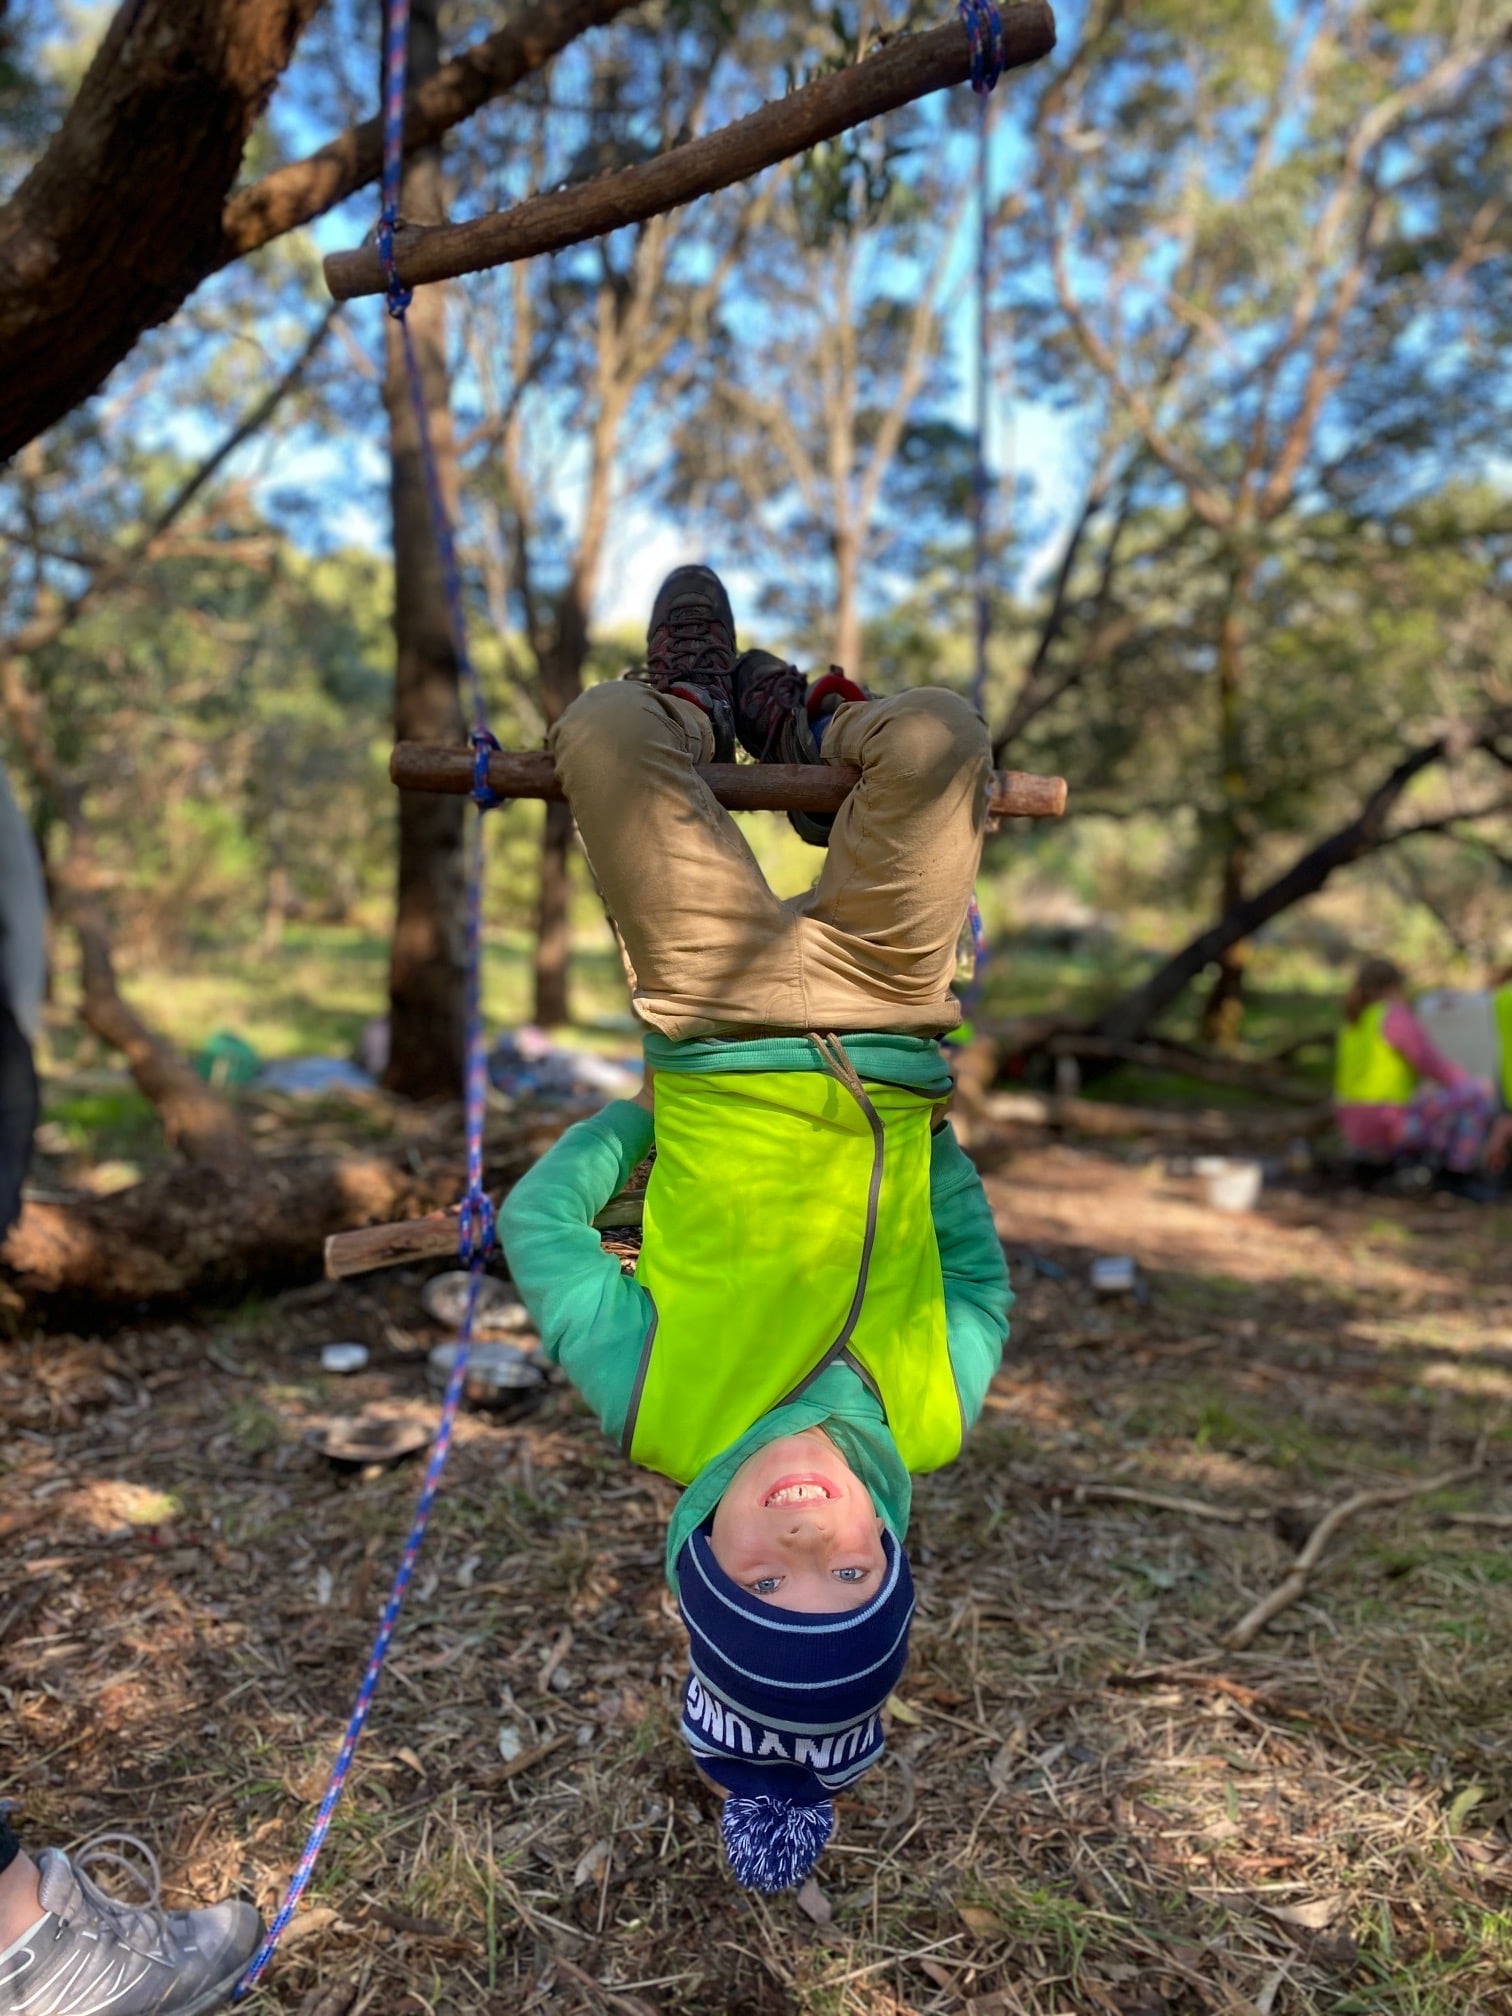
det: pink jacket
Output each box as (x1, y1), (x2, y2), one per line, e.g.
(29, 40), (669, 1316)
(1335, 1001), (1470, 1159)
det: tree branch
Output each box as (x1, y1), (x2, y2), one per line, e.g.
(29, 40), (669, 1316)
(221, 0), (644, 261)
(1090, 712), (1511, 1044)
(325, 7), (1058, 298)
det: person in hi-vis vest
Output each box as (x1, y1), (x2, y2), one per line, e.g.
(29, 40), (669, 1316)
(501, 568), (1011, 1899)
(1333, 957), (1511, 1176)
(1494, 967), (1512, 1113)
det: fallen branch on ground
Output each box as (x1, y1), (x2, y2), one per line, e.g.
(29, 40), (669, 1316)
(1226, 1459), (1489, 1650)
(1024, 1480), (1269, 1525)
(1045, 1033), (1320, 1106)
(1107, 1668), (1400, 1747)
(981, 1089), (1331, 1143)
(1, 1134), (543, 1313)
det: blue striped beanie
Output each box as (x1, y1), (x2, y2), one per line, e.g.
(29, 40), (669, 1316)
(676, 1525), (915, 1892)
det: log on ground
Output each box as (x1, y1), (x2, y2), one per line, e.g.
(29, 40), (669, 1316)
(1, 1140), (537, 1313)
(981, 1090), (1333, 1144)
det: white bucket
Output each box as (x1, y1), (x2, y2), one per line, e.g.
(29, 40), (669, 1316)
(1197, 1158), (1263, 1212)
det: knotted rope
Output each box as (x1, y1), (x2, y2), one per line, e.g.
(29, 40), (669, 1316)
(235, 0), (498, 1990)
(958, 0), (1007, 92)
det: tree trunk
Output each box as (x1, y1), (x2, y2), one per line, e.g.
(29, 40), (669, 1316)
(532, 799), (575, 1029)
(831, 526), (862, 680)
(529, 623), (590, 1032)
(1090, 731), (1467, 1047)
(382, 0), (468, 1103)
(1199, 551), (1256, 1045)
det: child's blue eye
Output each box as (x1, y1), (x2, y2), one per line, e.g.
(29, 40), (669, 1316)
(834, 1566), (868, 1582)
(751, 1576), (782, 1594)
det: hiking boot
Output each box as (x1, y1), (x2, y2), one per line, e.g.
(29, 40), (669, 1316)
(733, 655), (867, 846)
(0, 1839), (263, 2016)
(636, 564), (738, 761)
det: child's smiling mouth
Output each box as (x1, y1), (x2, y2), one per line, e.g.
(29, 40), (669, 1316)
(763, 1476), (839, 1507)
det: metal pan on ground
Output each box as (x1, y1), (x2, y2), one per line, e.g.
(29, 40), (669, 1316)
(428, 1341), (548, 1416)
(321, 1342), (370, 1375)
(419, 1270), (533, 1335)
(307, 1408), (434, 1471)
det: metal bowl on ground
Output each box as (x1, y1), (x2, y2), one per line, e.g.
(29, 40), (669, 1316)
(419, 1270), (533, 1335)
(427, 1341), (547, 1416)
(307, 1408), (433, 1471)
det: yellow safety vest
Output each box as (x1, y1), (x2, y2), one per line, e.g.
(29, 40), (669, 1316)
(1334, 1001), (1418, 1106)
(1495, 988), (1512, 1106)
(626, 1065), (963, 1484)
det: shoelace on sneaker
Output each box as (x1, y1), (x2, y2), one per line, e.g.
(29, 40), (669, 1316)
(63, 1834), (174, 1955)
(646, 608), (735, 689)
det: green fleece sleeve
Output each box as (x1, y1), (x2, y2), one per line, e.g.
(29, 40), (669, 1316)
(930, 1124), (1012, 1432)
(498, 1101), (655, 1445)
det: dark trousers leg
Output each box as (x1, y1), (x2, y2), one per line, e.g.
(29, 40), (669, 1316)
(0, 997), (38, 1238)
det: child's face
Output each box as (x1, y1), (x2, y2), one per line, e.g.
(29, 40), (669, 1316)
(709, 1429), (887, 1613)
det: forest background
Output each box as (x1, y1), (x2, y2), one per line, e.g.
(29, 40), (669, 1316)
(1, 0), (1508, 1153)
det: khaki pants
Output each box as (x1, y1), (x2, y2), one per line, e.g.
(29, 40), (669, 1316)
(550, 682), (991, 1039)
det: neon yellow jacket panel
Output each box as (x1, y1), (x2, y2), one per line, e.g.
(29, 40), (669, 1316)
(1334, 1001), (1419, 1106)
(629, 1069), (961, 1484)
(1496, 988), (1512, 1106)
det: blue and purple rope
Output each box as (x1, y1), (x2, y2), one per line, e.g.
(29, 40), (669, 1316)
(234, 0), (498, 1990)
(958, 0), (1006, 93)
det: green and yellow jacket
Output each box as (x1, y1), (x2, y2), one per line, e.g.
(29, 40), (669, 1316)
(499, 1033), (1012, 1590)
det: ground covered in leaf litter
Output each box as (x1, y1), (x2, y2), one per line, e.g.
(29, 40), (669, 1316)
(2, 1133), (1510, 2016)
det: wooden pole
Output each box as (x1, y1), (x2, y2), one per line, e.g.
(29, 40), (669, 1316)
(391, 741), (1068, 819)
(325, 1192), (643, 1280)
(325, 7), (1057, 300)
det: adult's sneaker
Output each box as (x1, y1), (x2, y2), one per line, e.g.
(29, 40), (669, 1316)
(733, 655), (866, 846)
(636, 565), (738, 762)
(0, 1838), (263, 2016)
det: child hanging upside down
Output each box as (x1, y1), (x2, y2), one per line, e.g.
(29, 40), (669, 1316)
(500, 566), (1011, 1894)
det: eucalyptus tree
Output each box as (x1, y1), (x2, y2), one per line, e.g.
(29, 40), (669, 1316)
(1002, 0), (1511, 1036)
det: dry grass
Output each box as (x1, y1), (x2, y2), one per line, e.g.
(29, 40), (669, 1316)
(2, 1138), (1510, 2016)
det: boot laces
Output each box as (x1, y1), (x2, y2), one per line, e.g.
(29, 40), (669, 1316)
(67, 1833), (175, 1955)
(647, 607), (735, 689)
(745, 659), (808, 758)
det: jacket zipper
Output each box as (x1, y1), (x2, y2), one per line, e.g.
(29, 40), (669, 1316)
(775, 1033), (887, 1410)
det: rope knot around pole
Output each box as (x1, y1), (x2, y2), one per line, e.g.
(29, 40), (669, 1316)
(958, 0), (1006, 92)
(470, 729), (502, 810)
(378, 209), (414, 319)
(457, 1189), (497, 1268)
